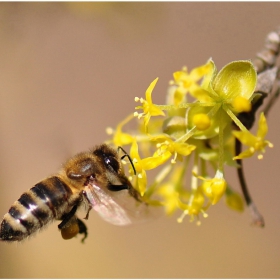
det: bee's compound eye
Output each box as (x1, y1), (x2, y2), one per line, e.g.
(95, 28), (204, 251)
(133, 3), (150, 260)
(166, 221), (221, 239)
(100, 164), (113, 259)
(104, 155), (119, 173)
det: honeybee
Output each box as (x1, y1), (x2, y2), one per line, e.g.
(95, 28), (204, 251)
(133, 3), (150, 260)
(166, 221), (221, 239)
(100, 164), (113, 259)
(0, 144), (153, 243)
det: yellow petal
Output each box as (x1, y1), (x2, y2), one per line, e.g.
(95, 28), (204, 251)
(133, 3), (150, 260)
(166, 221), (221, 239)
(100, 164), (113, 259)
(232, 130), (258, 147)
(145, 77), (159, 104)
(189, 60), (213, 81)
(257, 112), (268, 139)
(149, 104), (165, 117)
(130, 140), (140, 160)
(233, 148), (254, 160)
(173, 142), (196, 156)
(137, 170), (147, 196)
(173, 71), (188, 83)
(141, 151), (171, 170)
(201, 58), (217, 94)
(114, 132), (134, 146)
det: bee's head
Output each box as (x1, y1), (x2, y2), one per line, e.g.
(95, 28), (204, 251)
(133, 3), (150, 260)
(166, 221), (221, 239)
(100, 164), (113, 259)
(93, 144), (122, 175)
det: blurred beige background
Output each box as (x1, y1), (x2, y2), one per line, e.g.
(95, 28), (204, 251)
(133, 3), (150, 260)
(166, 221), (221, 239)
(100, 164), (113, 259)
(0, 2), (280, 278)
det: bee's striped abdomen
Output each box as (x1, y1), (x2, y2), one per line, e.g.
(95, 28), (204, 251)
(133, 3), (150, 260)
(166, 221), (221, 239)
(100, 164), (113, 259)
(0, 176), (78, 242)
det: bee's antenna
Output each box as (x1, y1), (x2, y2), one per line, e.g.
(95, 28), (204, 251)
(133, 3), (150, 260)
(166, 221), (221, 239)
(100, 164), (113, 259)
(118, 146), (136, 175)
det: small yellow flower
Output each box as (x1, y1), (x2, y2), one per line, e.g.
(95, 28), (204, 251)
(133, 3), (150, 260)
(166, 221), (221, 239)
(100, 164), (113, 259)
(196, 170), (227, 205)
(157, 165), (187, 215)
(177, 187), (209, 224)
(130, 140), (171, 195)
(134, 78), (165, 132)
(202, 178), (227, 205)
(106, 114), (135, 146)
(157, 183), (180, 215)
(173, 62), (213, 102)
(181, 188), (205, 216)
(233, 112), (273, 160)
(150, 134), (196, 163)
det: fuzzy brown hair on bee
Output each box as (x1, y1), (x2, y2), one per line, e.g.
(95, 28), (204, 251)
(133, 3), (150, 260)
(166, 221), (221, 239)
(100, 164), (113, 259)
(0, 144), (147, 243)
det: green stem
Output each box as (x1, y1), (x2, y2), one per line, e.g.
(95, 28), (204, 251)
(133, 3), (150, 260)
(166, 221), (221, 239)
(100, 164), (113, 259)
(218, 109), (224, 173)
(156, 102), (216, 111)
(200, 158), (207, 178)
(145, 164), (173, 198)
(119, 113), (135, 126)
(224, 106), (248, 132)
(191, 151), (199, 190)
(176, 126), (197, 143)
(176, 156), (190, 192)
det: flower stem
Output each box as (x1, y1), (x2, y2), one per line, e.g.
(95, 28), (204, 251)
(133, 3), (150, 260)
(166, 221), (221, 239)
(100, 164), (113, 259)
(191, 151), (199, 191)
(235, 139), (252, 205)
(145, 164), (173, 198)
(218, 109), (224, 173)
(235, 138), (265, 227)
(156, 102), (216, 111)
(225, 106), (248, 132)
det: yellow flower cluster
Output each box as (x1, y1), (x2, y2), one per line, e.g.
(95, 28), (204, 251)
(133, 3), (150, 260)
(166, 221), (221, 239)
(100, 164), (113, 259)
(106, 59), (273, 224)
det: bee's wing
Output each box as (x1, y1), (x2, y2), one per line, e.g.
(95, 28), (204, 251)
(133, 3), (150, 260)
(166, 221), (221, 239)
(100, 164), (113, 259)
(83, 183), (162, 226)
(83, 183), (131, 225)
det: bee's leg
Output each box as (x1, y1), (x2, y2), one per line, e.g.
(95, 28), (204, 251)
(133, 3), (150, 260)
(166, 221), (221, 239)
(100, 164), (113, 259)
(108, 184), (143, 202)
(58, 205), (88, 242)
(58, 204), (78, 230)
(82, 190), (93, 220)
(107, 184), (129, 191)
(76, 218), (88, 243)
(59, 215), (88, 242)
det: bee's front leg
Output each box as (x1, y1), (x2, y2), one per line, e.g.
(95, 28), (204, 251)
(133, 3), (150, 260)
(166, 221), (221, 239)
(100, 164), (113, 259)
(107, 184), (129, 191)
